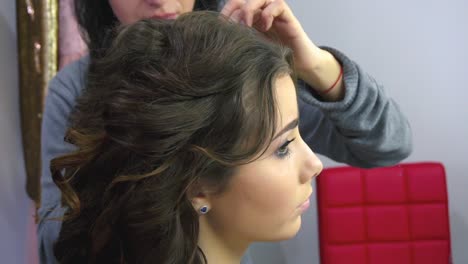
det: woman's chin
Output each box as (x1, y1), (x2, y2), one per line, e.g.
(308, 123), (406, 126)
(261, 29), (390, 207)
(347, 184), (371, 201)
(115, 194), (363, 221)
(261, 216), (303, 242)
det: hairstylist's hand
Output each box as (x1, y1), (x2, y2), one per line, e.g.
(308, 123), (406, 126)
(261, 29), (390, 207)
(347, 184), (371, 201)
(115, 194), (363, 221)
(221, 0), (345, 101)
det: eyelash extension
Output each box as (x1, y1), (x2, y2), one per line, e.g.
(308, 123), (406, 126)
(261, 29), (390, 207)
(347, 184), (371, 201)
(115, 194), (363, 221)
(276, 138), (296, 159)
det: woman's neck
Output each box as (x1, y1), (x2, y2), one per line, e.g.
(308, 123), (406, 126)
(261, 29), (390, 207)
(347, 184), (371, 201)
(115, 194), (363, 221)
(198, 218), (249, 264)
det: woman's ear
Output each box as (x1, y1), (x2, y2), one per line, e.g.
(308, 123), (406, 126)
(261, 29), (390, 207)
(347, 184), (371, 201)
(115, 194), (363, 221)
(187, 180), (212, 215)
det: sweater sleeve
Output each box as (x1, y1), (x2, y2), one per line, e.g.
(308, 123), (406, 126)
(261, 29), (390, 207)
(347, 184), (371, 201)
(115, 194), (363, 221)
(39, 57), (88, 208)
(298, 47), (412, 168)
(37, 56), (88, 264)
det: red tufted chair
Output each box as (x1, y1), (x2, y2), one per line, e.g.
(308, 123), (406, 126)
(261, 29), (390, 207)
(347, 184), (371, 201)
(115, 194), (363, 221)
(316, 162), (452, 264)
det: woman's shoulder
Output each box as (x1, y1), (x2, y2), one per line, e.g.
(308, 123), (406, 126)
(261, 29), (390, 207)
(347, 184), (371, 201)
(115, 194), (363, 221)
(48, 54), (90, 99)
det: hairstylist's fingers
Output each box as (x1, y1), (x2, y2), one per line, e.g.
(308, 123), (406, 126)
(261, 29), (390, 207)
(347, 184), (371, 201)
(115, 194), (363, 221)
(259, 0), (286, 31)
(252, 11), (266, 31)
(241, 0), (261, 26)
(241, 0), (274, 26)
(221, 0), (245, 19)
(230, 9), (243, 24)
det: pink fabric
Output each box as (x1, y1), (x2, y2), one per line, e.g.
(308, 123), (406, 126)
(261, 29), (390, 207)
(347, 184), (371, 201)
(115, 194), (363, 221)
(59, 0), (87, 69)
(317, 162), (452, 264)
(27, 203), (39, 264)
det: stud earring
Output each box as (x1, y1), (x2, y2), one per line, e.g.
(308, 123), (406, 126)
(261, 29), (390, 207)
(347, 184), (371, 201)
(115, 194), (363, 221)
(200, 205), (209, 214)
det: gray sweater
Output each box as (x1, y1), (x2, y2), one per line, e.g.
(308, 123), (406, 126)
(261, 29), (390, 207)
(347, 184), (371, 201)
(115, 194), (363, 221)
(37, 47), (412, 263)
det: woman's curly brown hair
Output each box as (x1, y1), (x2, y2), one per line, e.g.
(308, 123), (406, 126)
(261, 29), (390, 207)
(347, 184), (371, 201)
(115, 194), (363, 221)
(51, 11), (294, 264)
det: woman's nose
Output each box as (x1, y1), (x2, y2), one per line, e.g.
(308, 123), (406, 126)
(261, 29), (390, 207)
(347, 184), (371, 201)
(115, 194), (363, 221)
(299, 139), (323, 184)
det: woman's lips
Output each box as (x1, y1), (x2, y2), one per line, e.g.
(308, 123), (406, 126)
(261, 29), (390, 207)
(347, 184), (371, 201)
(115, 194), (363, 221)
(151, 13), (178, 20)
(298, 197), (311, 212)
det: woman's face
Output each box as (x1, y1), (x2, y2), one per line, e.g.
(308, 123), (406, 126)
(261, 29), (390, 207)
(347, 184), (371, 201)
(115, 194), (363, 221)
(109, 0), (196, 25)
(202, 75), (323, 244)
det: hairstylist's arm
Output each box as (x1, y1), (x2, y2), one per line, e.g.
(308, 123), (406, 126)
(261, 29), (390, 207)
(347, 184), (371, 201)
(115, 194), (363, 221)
(37, 58), (88, 264)
(222, 0), (412, 167)
(221, 0), (344, 102)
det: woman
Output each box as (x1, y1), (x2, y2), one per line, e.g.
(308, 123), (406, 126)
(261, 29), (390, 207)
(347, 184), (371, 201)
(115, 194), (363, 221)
(52, 12), (321, 263)
(38, 0), (412, 263)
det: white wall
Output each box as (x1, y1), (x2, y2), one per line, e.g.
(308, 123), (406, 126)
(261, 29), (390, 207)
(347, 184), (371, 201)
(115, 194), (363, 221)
(256, 0), (467, 264)
(0, 1), (31, 263)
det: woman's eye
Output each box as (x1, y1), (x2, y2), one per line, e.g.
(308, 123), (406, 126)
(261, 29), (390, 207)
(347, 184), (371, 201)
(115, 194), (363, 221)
(276, 146), (290, 158)
(275, 138), (296, 159)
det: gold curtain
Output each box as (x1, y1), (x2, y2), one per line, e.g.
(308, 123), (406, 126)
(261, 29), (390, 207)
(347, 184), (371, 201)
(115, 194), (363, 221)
(16, 0), (58, 206)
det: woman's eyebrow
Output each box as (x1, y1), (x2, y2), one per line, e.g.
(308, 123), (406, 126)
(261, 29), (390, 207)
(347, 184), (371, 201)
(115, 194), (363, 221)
(273, 118), (299, 140)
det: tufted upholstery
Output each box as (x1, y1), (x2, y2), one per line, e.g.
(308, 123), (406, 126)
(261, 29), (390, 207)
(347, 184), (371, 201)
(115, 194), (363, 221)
(316, 162), (452, 264)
